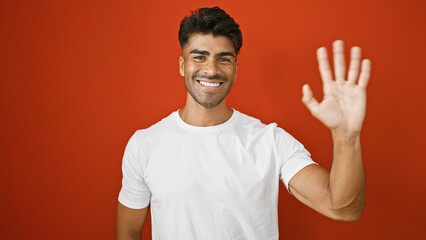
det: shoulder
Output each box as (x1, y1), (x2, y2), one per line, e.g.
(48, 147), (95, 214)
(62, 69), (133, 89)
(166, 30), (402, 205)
(234, 110), (272, 129)
(234, 110), (286, 135)
(130, 111), (178, 148)
(234, 110), (302, 146)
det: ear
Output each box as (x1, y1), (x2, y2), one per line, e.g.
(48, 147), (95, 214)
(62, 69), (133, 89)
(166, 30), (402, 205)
(179, 56), (185, 76)
(234, 60), (239, 82)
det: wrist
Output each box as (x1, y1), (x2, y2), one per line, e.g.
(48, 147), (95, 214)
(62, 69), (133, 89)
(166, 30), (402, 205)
(331, 128), (361, 139)
(331, 130), (362, 161)
(331, 129), (361, 145)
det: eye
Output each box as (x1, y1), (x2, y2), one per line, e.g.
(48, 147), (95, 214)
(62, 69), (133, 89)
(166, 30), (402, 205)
(193, 56), (205, 61)
(219, 58), (231, 63)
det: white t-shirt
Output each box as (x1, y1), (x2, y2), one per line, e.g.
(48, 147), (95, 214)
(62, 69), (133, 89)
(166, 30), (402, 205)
(118, 109), (316, 240)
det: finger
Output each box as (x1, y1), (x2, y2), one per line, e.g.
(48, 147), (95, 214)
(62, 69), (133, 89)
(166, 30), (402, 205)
(348, 46), (361, 84)
(302, 84), (319, 116)
(317, 47), (332, 83)
(358, 59), (371, 88)
(333, 40), (346, 81)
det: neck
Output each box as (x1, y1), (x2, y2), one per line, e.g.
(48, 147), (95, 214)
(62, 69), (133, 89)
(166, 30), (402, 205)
(179, 94), (233, 127)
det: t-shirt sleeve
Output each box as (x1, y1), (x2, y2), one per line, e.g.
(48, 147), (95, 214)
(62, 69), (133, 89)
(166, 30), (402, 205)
(118, 132), (151, 209)
(276, 127), (317, 192)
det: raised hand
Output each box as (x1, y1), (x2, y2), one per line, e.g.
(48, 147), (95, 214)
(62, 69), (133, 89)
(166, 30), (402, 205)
(302, 40), (371, 134)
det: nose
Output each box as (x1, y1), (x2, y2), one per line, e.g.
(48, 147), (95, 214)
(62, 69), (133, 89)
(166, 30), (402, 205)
(203, 59), (219, 76)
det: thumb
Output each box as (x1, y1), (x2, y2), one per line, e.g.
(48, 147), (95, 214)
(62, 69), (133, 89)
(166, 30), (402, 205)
(302, 84), (319, 116)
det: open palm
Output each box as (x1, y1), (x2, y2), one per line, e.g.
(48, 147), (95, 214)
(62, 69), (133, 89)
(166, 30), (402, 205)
(302, 40), (371, 133)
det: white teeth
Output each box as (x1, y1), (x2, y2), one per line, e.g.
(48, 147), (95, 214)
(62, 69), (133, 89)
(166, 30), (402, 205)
(199, 81), (221, 87)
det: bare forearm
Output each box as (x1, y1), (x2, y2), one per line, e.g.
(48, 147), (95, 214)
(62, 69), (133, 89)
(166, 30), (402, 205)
(328, 131), (365, 220)
(116, 233), (141, 240)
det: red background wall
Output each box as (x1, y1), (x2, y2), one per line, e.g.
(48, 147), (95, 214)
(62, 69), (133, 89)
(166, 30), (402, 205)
(1, 0), (425, 239)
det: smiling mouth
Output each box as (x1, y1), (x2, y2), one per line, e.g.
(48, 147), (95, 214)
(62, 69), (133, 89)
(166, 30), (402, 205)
(197, 80), (223, 88)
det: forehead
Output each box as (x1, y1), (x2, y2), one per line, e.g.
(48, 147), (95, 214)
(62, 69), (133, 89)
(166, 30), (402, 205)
(183, 33), (235, 55)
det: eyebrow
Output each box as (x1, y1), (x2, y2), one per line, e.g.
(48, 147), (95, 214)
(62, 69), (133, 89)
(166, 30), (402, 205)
(217, 52), (235, 58)
(189, 49), (235, 58)
(190, 50), (209, 55)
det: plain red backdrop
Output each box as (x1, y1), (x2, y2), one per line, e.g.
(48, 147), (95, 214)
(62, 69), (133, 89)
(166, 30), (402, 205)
(1, 0), (425, 239)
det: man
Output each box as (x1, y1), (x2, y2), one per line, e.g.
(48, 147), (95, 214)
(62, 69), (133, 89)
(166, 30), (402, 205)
(116, 6), (371, 240)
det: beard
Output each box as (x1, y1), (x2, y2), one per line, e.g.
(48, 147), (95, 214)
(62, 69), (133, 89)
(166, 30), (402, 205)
(184, 73), (234, 109)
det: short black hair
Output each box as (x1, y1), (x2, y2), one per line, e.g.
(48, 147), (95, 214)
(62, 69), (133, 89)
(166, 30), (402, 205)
(178, 6), (243, 55)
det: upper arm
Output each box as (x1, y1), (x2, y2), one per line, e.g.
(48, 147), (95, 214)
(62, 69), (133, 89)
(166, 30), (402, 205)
(288, 164), (339, 219)
(116, 202), (149, 240)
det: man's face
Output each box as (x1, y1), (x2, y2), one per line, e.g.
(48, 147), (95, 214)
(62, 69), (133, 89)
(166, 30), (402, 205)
(179, 33), (239, 109)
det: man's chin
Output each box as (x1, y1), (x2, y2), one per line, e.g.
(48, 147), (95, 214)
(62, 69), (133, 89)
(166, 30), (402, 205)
(185, 86), (229, 109)
(194, 97), (226, 109)
(197, 101), (222, 109)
